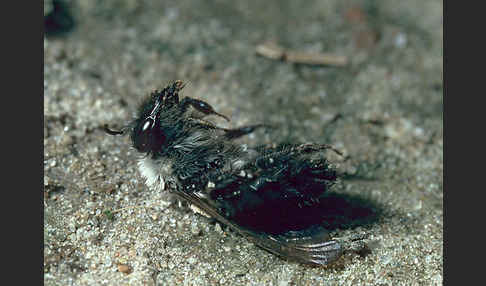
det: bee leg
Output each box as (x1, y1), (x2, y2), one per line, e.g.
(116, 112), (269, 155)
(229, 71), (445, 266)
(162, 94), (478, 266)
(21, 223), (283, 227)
(223, 124), (267, 139)
(187, 118), (266, 140)
(294, 143), (343, 156)
(180, 97), (230, 121)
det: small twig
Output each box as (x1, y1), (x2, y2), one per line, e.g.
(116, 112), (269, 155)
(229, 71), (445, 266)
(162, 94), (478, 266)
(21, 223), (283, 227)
(256, 42), (348, 67)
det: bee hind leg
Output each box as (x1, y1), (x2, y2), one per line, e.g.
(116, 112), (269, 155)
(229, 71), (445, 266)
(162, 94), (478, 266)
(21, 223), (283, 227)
(223, 124), (268, 139)
(294, 143), (343, 156)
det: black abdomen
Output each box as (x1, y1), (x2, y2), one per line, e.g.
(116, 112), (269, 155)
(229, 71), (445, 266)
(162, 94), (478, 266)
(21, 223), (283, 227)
(209, 147), (337, 235)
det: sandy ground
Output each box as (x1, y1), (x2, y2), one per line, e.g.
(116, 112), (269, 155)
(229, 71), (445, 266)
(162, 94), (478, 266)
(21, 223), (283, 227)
(44, 0), (443, 285)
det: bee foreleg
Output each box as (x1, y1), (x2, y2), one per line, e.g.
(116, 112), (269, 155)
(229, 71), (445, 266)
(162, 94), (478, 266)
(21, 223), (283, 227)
(180, 97), (230, 121)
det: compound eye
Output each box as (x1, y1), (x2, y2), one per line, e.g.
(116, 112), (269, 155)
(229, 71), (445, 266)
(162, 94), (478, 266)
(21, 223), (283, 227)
(142, 118), (154, 131)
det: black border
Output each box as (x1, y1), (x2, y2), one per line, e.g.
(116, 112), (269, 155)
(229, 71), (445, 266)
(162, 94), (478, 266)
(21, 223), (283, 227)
(4, 0), (43, 284)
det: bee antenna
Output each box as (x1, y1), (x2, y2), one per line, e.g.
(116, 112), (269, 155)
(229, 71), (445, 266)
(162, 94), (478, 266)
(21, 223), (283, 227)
(103, 124), (125, 135)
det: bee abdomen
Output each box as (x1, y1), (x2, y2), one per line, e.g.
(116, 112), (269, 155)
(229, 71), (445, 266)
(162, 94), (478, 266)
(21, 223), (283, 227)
(208, 154), (337, 234)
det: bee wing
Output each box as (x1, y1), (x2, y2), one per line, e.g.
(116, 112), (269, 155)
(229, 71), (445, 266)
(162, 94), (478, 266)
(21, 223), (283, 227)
(171, 189), (342, 266)
(254, 227), (342, 266)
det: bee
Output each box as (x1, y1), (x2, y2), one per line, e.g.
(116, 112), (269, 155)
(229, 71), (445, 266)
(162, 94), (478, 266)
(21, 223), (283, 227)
(105, 80), (343, 265)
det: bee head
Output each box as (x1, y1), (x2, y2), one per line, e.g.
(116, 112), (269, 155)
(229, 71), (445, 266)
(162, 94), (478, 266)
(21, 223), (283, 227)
(130, 81), (185, 153)
(104, 81), (185, 154)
